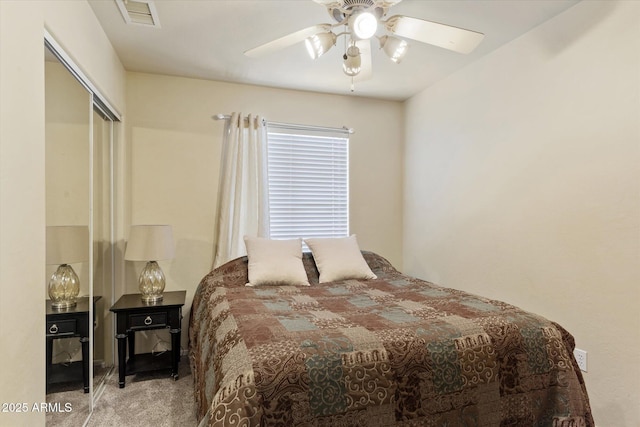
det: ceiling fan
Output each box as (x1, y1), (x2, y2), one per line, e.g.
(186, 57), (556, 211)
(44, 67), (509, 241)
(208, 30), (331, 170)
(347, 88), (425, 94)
(244, 0), (485, 86)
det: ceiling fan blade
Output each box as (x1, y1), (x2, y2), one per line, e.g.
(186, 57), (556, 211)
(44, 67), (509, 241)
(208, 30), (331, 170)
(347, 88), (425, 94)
(312, 0), (404, 7)
(311, 0), (340, 5)
(244, 24), (332, 58)
(384, 15), (484, 54)
(378, 0), (404, 7)
(354, 39), (372, 82)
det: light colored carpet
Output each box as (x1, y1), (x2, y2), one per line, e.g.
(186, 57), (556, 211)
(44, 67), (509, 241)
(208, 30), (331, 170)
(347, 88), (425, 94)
(88, 362), (197, 427)
(47, 362), (197, 426)
(46, 366), (107, 426)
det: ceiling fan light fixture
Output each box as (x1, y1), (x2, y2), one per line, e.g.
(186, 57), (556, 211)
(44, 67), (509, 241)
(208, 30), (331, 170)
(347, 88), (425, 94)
(380, 35), (408, 63)
(342, 45), (362, 76)
(350, 11), (377, 40)
(305, 31), (337, 59)
(244, 0), (485, 89)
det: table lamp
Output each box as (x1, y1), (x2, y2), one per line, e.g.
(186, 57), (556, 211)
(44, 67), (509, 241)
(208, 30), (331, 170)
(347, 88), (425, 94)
(46, 225), (89, 309)
(124, 225), (175, 303)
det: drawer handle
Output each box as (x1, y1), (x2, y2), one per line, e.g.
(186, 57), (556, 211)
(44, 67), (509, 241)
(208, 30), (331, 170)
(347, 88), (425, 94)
(144, 316), (153, 326)
(49, 324), (59, 334)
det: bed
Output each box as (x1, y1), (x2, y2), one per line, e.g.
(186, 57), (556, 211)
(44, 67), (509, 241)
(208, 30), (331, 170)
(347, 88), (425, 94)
(189, 251), (593, 426)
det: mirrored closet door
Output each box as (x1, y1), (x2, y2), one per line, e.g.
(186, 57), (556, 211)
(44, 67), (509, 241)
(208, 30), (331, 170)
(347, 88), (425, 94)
(92, 106), (115, 396)
(45, 36), (119, 426)
(45, 43), (93, 426)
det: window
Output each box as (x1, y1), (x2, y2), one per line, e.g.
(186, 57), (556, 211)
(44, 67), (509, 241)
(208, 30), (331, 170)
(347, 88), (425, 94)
(266, 123), (349, 241)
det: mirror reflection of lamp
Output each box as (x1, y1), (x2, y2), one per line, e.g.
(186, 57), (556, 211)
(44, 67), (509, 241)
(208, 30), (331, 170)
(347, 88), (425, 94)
(47, 226), (89, 309)
(124, 225), (175, 304)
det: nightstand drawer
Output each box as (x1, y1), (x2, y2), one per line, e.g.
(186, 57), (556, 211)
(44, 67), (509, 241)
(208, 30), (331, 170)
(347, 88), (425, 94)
(47, 319), (76, 336)
(129, 312), (167, 329)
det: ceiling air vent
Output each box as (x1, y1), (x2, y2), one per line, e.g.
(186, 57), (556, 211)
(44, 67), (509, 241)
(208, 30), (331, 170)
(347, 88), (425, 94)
(115, 0), (161, 28)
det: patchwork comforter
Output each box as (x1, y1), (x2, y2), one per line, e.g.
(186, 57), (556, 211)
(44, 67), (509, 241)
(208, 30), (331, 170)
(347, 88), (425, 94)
(189, 252), (593, 426)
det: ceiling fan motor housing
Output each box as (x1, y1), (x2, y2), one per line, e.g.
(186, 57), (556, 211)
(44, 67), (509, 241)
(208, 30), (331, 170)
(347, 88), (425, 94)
(341, 0), (375, 8)
(328, 0), (387, 22)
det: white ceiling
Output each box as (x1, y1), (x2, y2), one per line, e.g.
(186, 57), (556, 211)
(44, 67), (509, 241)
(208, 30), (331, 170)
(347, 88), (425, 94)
(89, 0), (580, 101)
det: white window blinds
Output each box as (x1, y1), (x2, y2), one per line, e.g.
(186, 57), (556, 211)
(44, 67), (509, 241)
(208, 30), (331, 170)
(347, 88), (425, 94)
(266, 123), (349, 240)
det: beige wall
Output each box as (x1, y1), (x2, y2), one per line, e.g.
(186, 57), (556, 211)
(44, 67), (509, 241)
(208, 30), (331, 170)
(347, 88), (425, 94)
(403, 1), (639, 426)
(124, 72), (404, 350)
(0, 1), (125, 425)
(43, 2), (125, 113)
(0, 2), (47, 425)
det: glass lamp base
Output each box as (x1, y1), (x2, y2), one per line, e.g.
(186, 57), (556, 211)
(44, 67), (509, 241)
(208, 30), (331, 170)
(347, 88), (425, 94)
(49, 264), (79, 309)
(139, 261), (165, 304)
(141, 294), (163, 304)
(51, 300), (77, 309)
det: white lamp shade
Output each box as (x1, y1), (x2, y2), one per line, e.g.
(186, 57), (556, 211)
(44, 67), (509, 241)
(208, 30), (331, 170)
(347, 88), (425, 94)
(125, 225), (175, 261)
(305, 32), (336, 59)
(343, 45), (362, 76)
(46, 225), (89, 265)
(380, 35), (408, 64)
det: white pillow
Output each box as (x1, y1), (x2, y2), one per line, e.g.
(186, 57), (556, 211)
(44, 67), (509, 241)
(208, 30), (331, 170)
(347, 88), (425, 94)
(304, 235), (377, 283)
(244, 236), (310, 287)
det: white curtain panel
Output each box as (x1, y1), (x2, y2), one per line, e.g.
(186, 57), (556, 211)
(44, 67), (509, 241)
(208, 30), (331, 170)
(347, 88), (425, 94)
(212, 112), (269, 268)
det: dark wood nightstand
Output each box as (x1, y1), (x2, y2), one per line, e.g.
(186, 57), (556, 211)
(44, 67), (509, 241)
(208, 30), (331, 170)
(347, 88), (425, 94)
(109, 291), (185, 388)
(46, 296), (101, 393)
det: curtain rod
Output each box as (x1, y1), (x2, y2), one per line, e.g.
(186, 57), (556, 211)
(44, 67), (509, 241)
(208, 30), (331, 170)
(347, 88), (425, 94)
(212, 114), (354, 134)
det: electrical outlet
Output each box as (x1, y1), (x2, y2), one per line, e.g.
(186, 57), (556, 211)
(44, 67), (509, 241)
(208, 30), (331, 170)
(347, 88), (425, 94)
(574, 348), (588, 372)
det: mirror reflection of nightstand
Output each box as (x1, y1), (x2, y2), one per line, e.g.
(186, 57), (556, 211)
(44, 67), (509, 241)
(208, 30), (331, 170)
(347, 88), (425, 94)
(46, 296), (101, 393)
